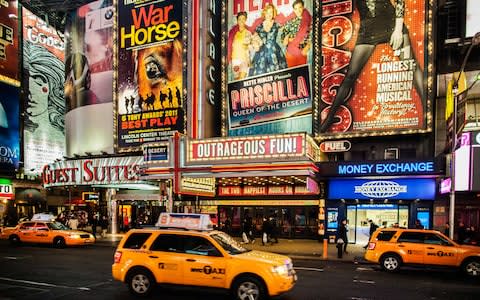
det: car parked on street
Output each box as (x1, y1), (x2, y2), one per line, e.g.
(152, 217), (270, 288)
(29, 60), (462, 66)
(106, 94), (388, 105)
(112, 213), (297, 300)
(365, 228), (480, 277)
(0, 220), (95, 247)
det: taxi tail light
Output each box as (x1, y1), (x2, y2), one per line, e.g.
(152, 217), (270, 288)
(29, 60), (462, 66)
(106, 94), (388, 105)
(114, 251), (122, 263)
(368, 242), (376, 250)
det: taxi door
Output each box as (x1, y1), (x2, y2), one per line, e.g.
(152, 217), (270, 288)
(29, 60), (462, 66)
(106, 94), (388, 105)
(181, 235), (226, 288)
(423, 232), (458, 266)
(33, 222), (51, 244)
(18, 222), (36, 243)
(148, 233), (184, 284)
(395, 231), (426, 264)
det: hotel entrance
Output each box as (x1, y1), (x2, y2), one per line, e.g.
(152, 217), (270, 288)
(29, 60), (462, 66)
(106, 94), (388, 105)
(346, 204), (409, 245)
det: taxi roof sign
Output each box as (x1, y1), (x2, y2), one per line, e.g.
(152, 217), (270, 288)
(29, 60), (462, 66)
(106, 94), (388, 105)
(155, 213), (213, 231)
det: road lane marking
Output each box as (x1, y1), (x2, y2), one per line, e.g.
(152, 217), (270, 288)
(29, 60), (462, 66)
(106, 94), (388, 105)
(353, 279), (375, 284)
(356, 267), (375, 271)
(349, 297), (371, 300)
(294, 267), (324, 272)
(0, 277), (91, 291)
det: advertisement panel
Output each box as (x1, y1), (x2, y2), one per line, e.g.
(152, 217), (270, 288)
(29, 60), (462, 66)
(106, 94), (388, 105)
(0, 82), (19, 172)
(320, 0), (429, 136)
(115, 0), (184, 152)
(0, 1), (19, 85)
(64, 0), (114, 156)
(227, 0), (314, 136)
(22, 8), (65, 175)
(328, 179), (436, 200)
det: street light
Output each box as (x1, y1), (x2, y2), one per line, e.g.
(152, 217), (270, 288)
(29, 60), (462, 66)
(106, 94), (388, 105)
(449, 32), (480, 239)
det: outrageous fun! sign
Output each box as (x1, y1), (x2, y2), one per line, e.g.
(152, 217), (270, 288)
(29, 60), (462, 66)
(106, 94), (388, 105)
(320, 0), (429, 136)
(227, 0), (314, 136)
(115, 0), (184, 152)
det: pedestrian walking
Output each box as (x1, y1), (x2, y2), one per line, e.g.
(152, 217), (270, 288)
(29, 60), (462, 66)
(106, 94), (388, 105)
(338, 219), (348, 254)
(414, 219), (424, 229)
(458, 221), (466, 244)
(241, 212), (254, 244)
(269, 216), (279, 244)
(261, 217), (271, 246)
(444, 222), (450, 236)
(68, 216), (78, 230)
(364, 219), (378, 249)
(100, 215), (108, 238)
(91, 215), (98, 238)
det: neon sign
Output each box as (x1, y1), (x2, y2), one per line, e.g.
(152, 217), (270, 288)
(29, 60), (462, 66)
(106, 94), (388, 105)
(338, 161), (435, 176)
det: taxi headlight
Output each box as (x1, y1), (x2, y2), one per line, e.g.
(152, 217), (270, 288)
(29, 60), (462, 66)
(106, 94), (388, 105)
(69, 234), (81, 239)
(271, 265), (289, 276)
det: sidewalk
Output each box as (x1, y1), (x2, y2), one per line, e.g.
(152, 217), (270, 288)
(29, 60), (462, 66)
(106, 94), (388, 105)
(96, 233), (368, 262)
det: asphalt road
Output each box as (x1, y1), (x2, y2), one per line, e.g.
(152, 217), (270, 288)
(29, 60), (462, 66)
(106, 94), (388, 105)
(0, 240), (479, 300)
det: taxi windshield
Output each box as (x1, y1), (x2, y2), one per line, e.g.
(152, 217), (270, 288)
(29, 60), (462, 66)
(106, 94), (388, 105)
(210, 232), (250, 255)
(47, 222), (70, 230)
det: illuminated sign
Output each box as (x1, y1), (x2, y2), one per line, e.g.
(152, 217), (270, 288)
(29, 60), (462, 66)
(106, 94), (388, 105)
(337, 161), (435, 176)
(143, 144), (169, 162)
(0, 179), (13, 198)
(42, 156), (143, 187)
(179, 177), (216, 197)
(440, 178), (451, 194)
(156, 213), (213, 230)
(328, 179), (436, 200)
(218, 184), (316, 196)
(320, 140), (351, 152)
(0, 0), (19, 85)
(319, 0), (431, 137)
(188, 133), (306, 163)
(82, 192), (99, 202)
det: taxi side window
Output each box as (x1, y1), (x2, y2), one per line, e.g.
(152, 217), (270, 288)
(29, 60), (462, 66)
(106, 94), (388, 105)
(20, 222), (35, 230)
(424, 233), (451, 246)
(150, 234), (182, 253)
(376, 231), (396, 241)
(34, 223), (49, 231)
(397, 232), (425, 243)
(123, 233), (152, 249)
(183, 236), (222, 257)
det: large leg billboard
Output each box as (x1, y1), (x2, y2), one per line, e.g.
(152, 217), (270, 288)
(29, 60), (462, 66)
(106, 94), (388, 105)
(319, 0), (431, 137)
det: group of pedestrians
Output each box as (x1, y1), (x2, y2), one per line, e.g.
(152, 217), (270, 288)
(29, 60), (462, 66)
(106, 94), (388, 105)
(240, 213), (279, 246)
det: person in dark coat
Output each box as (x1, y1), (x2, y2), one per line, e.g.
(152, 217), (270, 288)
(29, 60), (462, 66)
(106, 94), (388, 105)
(458, 221), (466, 244)
(91, 215), (98, 239)
(338, 219), (348, 254)
(269, 216), (279, 244)
(364, 219), (378, 249)
(261, 217), (271, 246)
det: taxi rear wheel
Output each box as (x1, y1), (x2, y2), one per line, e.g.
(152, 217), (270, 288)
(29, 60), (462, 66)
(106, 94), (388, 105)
(380, 253), (402, 272)
(232, 276), (266, 300)
(127, 269), (155, 297)
(53, 237), (66, 248)
(462, 258), (480, 277)
(9, 235), (20, 246)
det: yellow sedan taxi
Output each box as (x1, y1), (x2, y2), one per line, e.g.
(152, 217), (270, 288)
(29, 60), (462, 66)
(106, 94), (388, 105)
(365, 228), (480, 276)
(112, 213), (296, 300)
(0, 221), (95, 247)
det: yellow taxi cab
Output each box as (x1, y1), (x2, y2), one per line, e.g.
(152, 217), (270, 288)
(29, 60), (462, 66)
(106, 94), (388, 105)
(0, 220), (95, 247)
(365, 228), (480, 276)
(112, 213), (296, 299)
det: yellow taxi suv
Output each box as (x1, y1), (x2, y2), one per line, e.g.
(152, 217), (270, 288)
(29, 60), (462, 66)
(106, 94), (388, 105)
(365, 228), (480, 277)
(112, 213), (297, 300)
(0, 220), (95, 247)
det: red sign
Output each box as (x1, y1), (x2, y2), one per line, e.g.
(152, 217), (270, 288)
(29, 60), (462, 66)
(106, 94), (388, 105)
(218, 184), (317, 196)
(188, 133), (305, 162)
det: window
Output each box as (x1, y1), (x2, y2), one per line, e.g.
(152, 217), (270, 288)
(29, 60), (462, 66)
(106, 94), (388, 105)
(19, 222), (35, 230)
(150, 234), (182, 252)
(183, 236), (222, 257)
(34, 223), (49, 231)
(376, 231), (397, 241)
(424, 233), (451, 245)
(123, 233), (152, 249)
(397, 232), (425, 244)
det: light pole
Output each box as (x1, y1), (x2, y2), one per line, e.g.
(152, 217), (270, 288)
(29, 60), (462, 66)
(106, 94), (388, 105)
(448, 32), (480, 239)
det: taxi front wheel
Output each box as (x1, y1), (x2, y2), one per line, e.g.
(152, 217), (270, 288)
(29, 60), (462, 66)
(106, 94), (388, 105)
(127, 269), (155, 297)
(232, 276), (266, 300)
(462, 258), (480, 277)
(380, 253), (402, 272)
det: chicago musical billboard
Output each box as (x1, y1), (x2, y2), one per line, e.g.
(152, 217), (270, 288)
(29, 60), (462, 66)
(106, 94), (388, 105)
(0, 1), (19, 86)
(319, 0), (431, 137)
(0, 82), (19, 172)
(22, 8), (65, 175)
(115, 0), (184, 152)
(226, 0), (314, 136)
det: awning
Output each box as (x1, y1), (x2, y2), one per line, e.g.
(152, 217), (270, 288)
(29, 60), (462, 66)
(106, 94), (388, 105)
(15, 189), (46, 204)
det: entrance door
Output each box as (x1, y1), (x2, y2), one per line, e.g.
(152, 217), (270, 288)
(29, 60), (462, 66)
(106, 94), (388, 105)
(346, 206), (357, 243)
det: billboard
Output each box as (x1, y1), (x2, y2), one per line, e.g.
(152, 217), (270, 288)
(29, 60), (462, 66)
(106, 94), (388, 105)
(0, 1), (19, 85)
(226, 0), (314, 136)
(0, 82), (19, 172)
(320, 0), (429, 137)
(22, 8), (65, 175)
(64, 0), (114, 156)
(115, 0), (184, 152)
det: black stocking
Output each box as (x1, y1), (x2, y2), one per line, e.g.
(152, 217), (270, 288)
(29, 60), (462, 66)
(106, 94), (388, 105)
(320, 44), (375, 132)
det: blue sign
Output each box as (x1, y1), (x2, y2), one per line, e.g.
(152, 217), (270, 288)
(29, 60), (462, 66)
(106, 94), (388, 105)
(337, 161), (435, 176)
(0, 82), (20, 172)
(328, 178), (436, 200)
(144, 145), (168, 162)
